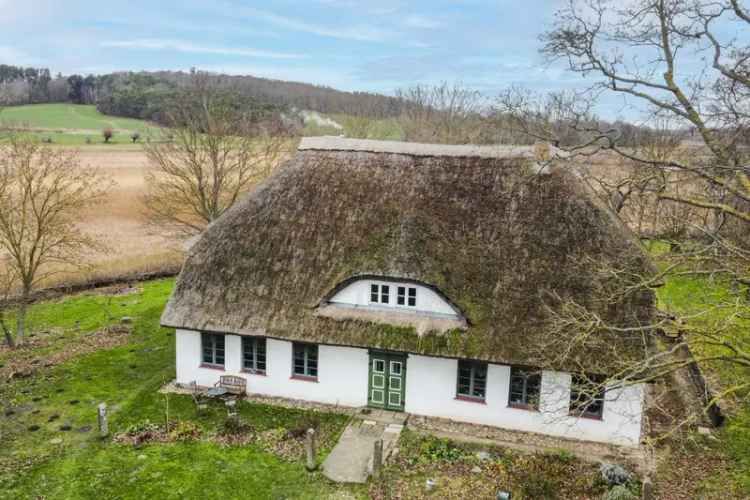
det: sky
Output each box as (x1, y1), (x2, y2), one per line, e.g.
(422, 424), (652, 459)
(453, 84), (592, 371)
(0, 0), (742, 121)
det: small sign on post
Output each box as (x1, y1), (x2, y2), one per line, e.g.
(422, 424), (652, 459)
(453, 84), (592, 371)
(97, 403), (108, 437)
(373, 439), (383, 476)
(305, 428), (317, 471)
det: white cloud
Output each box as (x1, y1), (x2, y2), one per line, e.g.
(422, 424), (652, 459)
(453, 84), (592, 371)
(101, 39), (306, 59)
(229, 5), (392, 42)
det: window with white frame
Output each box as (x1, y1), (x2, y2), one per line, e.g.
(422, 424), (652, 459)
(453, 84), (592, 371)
(370, 283), (390, 304)
(201, 333), (225, 367)
(242, 337), (266, 374)
(397, 286), (417, 307)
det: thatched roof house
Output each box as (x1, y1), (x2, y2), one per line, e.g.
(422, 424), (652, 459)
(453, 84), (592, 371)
(164, 137), (655, 446)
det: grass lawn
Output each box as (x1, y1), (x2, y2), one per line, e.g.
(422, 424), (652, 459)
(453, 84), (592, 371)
(0, 104), (160, 146)
(0, 280), (361, 499)
(0, 104), (150, 131)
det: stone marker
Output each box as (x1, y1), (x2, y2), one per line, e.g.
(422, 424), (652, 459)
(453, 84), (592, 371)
(372, 439), (383, 476)
(305, 428), (317, 471)
(98, 403), (108, 437)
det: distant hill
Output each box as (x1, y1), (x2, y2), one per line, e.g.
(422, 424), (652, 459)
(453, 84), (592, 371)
(1, 64), (403, 124)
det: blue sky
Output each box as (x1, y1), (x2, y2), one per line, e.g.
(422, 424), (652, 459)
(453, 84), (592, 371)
(0, 0), (742, 120)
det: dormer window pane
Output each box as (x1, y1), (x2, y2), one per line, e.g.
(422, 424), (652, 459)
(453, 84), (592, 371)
(408, 287), (417, 307)
(371, 284), (379, 303)
(397, 286), (406, 305)
(381, 285), (390, 303)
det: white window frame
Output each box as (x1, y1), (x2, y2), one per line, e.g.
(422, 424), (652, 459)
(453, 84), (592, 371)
(369, 283), (391, 305)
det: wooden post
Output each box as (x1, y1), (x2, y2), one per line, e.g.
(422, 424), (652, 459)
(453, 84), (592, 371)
(305, 428), (316, 471)
(97, 403), (108, 437)
(373, 439), (383, 476)
(642, 477), (654, 500)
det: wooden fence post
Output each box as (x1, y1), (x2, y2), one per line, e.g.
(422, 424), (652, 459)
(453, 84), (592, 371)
(305, 428), (317, 471)
(97, 403), (108, 437)
(373, 439), (383, 476)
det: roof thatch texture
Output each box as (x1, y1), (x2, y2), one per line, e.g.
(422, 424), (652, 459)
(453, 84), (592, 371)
(162, 137), (656, 373)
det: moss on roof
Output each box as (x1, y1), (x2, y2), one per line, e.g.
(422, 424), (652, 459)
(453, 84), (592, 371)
(162, 139), (656, 373)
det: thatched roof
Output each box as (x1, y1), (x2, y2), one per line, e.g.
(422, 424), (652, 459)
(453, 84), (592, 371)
(162, 137), (656, 373)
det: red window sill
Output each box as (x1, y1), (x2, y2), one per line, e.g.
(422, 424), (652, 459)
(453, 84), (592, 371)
(508, 403), (540, 412)
(242, 369), (267, 377)
(569, 411), (604, 421)
(200, 363), (225, 371)
(290, 375), (318, 383)
(455, 395), (486, 404)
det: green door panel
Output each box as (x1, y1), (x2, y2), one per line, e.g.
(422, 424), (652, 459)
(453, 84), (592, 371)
(368, 351), (407, 411)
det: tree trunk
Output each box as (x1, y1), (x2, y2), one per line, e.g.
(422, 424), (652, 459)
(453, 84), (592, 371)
(0, 310), (14, 348)
(15, 292), (28, 344)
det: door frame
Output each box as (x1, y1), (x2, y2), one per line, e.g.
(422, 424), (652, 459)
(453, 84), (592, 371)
(367, 350), (407, 411)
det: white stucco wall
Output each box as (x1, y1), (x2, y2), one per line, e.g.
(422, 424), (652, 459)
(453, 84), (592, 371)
(175, 330), (644, 446)
(329, 279), (458, 317)
(404, 355), (644, 446)
(175, 329), (369, 407)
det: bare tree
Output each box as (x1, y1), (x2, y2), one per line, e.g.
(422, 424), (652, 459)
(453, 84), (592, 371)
(540, 0), (750, 237)
(496, 0), (750, 429)
(395, 82), (491, 144)
(0, 135), (108, 345)
(143, 73), (289, 237)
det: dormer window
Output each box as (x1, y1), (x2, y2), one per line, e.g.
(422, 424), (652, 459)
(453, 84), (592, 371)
(397, 286), (417, 307)
(322, 277), (467, 332)
(370, 284), (390, 304)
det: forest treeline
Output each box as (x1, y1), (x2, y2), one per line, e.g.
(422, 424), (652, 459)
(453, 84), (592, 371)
(0, 66), (403, 122)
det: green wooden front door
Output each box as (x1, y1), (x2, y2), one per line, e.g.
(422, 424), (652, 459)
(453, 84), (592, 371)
(368, 352), (407, 411)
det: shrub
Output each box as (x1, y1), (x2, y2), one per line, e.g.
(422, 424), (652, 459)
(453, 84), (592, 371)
(604, 485), (637, 500)
(600, 463), (631, 486)
(41, 136), (53, 144)
(102, 128), (114, 143)
(418, 435), (467, 462)
(125, 419), (161, 435)
(168, 420), (201, 441)
(130, 131), (141, 143)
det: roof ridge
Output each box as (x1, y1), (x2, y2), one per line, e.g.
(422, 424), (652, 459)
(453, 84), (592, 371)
(298, 136), (549, 159)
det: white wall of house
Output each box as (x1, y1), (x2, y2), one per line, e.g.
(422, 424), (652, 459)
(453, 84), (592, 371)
(404, 355), (644, 447)
(328, 279), (459, 317)
(175, 329), (369, 407)
(175, 330), (644, 447)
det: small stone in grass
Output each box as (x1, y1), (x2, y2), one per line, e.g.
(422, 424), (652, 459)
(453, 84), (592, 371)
(78, 425), (92, 433)
(32, 410), (40, 415)
(50, 438), (63, 445)
(4, 409), (15, 417)
(68, 400), (79, 405)
(137, 454), (147, 460)
(476, 451), (491, 461)
(32, 397), (43, 402)
(48, 414), (60, 422)
(28, 425), (40, 432)
(471, 466), (482, 474)
(121, 317), (133, 324)
(59, 424), (72, 431)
